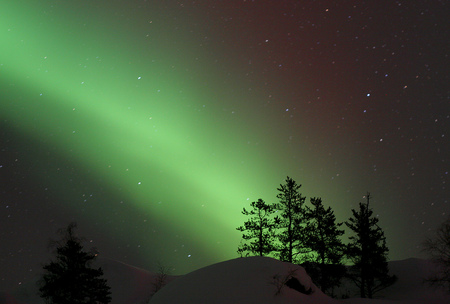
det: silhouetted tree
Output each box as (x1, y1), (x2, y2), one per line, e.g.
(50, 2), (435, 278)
(422, 216), (450, 293)
(303, 197), (346, 296)
(151, 261), (172, 297)
(274, 176), (308, 263)
(345, 193), (396, 298)
(236, 199), (278, 257)
(39, 223), (111, 304)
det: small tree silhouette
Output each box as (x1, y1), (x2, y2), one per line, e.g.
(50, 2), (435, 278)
(236, 198), (278, 257)
(151, 262), (172, 296)
(422, 216), (450, 293)
(38, 223), (111, 304)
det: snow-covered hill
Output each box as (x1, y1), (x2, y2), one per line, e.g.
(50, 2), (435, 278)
(149, 256), (336, 304)
(2, 257), (448, 304)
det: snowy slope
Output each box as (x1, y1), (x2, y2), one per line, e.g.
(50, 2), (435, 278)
(3, 257), (449, 304)
(95, 258), (159, 304)
(149, 256), (338, 304)
(5, 258), (176, 304)
(376, 258), (449, 304)
(150, 257), (449, 304)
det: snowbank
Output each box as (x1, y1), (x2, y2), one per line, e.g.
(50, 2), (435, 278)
(149, 256), (337, 304)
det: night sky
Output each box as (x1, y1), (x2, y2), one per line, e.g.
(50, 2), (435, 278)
(1, 0), (448, 292)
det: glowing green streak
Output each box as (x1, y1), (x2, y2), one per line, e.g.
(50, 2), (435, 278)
(1, 2), (282, 262)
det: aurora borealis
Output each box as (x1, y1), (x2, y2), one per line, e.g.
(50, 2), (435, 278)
(1, 0), (448, 291)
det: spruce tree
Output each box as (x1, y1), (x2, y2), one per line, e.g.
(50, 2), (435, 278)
(345, 193), (396, 298)
(236, 198), (278, 257)
(274, 176), (307, 263)
(39, 223), (111, 304)
(303, 197), (346, 296)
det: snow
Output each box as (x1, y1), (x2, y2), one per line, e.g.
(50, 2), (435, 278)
(372, 258), (449, 304)
(2, 257), (449, 304)
(149, 256), (337, 304)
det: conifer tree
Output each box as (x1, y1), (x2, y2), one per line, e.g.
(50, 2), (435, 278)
(345, 193), (396, 298)
(39, 223), (111, 304)
(274, 176), (307, 263)
(303, 197), (346, 295)
(236, 199), (277, 257)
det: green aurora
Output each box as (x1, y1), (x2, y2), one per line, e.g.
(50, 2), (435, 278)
(2, 1), (447, 281)
(1, 1), (318, 270)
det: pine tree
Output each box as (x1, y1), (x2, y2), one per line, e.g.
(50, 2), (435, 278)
(303, 197), (346, 296)
(236, 198), (278, 257)
(274, 176), (308, 263)
(345, 193), (396, 298)
(39, 223), (112, 304)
